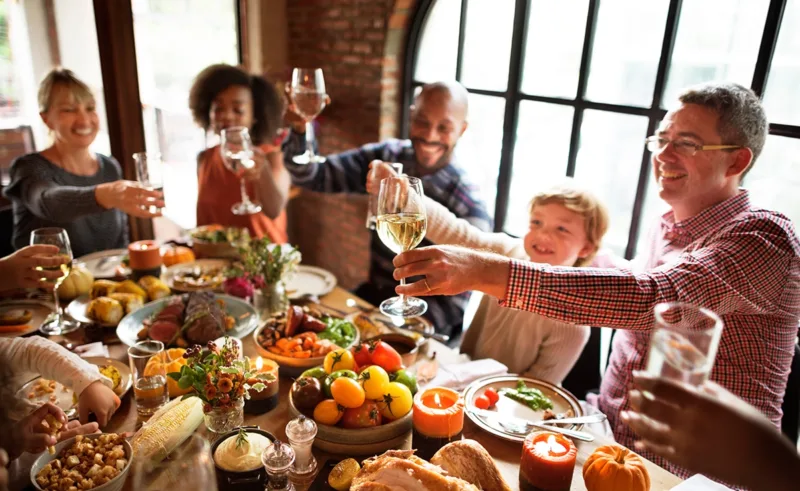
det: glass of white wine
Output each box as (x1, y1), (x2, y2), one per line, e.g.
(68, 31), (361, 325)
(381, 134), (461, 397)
(290, 67), (327, 165)
(220, 126), (262, 215)
(29, 227), (79, 335)
(376, 176), (428, 317)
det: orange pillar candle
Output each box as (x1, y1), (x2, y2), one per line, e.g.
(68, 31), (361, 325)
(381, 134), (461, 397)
(128, 240), (162, 280)
(245, 357), (280, 414)
(519, 431), (577, 491)
(412, 387), (465, 460)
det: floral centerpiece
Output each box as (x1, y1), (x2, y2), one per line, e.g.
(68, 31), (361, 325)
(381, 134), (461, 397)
(223, 237), (302, 316)
(168, 337), (275, 434)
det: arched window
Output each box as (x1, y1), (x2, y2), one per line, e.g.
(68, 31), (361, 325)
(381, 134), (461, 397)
(404, 0), (800, 259)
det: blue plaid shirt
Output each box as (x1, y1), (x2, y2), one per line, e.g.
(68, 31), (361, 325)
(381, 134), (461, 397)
(283, 131), (492, 335)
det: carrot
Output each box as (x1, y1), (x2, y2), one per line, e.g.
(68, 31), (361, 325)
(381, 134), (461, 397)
(291, 351), (312, 359)
(276, 338), (290, 350)
(0, 324), (30, 333)
(268, 346), (283, 355)
(302, 338), (314, 350)
(295, 332), (318, 341)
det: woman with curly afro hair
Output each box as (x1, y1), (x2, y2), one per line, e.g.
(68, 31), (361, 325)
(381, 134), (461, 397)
(190, 64), (290, 242)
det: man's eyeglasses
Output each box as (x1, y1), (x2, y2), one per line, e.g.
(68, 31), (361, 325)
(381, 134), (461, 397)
(645, 136), (742, 157)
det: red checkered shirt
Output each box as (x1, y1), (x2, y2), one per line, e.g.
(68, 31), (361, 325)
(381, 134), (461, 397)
(500, 190), (800, 479)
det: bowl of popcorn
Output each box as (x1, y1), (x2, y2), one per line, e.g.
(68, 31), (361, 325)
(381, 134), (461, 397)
(31, 433), (132, 491)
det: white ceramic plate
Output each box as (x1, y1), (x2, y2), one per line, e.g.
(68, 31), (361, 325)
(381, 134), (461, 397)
(284, 265), (337, 299)
(75, 248), (130, 279)
(0, 300), (54, 337)
(16, 357), (132, 420)
(65, 295), (119, 327)
(161, 259), (229, 292)
(463, 375), (583, 443)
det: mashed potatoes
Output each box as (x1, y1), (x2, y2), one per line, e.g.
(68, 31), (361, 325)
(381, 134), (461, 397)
(213, 432), (272, 472)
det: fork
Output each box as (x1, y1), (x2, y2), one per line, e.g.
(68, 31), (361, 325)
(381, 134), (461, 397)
(498, 419), (595, 442)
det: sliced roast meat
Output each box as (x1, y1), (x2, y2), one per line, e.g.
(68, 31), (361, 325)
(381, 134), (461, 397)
(183, 292), (226, 345)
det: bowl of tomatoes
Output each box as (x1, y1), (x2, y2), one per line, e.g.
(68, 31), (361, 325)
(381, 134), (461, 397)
(287, 340), (418, 455)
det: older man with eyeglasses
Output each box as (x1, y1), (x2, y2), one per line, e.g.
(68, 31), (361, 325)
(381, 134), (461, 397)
(390, 81), (800, 483)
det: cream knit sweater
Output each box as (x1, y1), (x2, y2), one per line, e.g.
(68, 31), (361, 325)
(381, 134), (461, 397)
(424, 197), (591, 384)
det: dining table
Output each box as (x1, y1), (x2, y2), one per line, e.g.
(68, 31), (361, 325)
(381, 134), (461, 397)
(78, 286), (683, 491)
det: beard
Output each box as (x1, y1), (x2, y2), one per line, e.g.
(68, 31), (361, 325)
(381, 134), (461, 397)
(411, 138), (453, 172)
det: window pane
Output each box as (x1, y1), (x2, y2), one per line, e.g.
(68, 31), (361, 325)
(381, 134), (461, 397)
(573, 110), (650, 256)
(505, 101), (573, 236)
(0, 1), (22, 122)
(132, 0), (239, 230)
(521, 0), (589, 99)
(454, 94), (505, 219)
(746, 135), (800, 226)
(662, 0), (770, 105)
(460, 0), (515, 92)
(585, 0), (670, 107)
(414, 0), (461, 83)
(636, 168), (670, 259)
(763, 0), (800, 125)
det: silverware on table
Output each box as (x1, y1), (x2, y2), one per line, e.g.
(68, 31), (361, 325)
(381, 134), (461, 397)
(540, 413), (607, 426)
(469, 407), (595, 442)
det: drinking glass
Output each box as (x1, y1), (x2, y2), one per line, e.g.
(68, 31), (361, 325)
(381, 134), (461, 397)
(129, 340), (168, 417)
(29, 228), (79, 335)
(645, 302), (724, 386)
(290, 68), (327, 165)
(133, 152), (165, 214)
(220, 126), (262, 215)
(366, 162), (404, 230)
(376, 176), (428, 317)
(131, 434), (218, 490)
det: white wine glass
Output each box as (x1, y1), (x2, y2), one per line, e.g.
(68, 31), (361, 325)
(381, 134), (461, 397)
(220, 126), (262, 215)
(29, 227), (79, 335)
(131, 433), (218, 490)
(133, 151), (165, 214)
(290, 68), (327, 165)
(376, 176), (428, 317)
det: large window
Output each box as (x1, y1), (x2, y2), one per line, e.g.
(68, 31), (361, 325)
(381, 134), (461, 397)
(406, 0), (800, 259)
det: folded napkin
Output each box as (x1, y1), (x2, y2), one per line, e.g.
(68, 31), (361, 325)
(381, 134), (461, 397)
(75, 342), (110, 358)
(671, 475), (733, 490)
(425, 358), (508, 391)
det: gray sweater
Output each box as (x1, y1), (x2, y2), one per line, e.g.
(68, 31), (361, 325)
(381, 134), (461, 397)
(3, 153), (128, 257)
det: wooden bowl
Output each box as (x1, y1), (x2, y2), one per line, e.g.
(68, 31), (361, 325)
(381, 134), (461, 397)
(288, 391), (412, 455)
(364, 333), (424, 367)
(252, 324), (360, 378)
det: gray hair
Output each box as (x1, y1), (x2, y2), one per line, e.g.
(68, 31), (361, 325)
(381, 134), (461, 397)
(678, 82), (768, 174)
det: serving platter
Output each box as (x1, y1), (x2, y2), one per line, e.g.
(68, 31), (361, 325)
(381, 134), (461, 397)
(285, 265), (337, 299)
(160, 259), (230, 292)
(74, 248), (130, 279)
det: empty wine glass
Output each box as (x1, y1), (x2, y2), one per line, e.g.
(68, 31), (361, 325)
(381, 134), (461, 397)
(220, 126), (262, 215)
(29, 228), (79, 335)
(133, 152), (165, 214)
(131, 433), (218, 490)
(375, 176), (428, 317)
(290, 68), (327, 165)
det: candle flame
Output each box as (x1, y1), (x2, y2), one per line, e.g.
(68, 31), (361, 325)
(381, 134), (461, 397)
(434, 392), (441, 407)
(256, 356), (263, 371)
(547, 435), (567, 454)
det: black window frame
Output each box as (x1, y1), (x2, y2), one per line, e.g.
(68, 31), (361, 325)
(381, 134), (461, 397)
(402, 0), (800, 259)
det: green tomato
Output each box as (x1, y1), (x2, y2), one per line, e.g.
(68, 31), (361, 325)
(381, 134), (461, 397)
(390, 369), (418, 396)
(323, 370), (358, 398)
(300, 367), (328, 382)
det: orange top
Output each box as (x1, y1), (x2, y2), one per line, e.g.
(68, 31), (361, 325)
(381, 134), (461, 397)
(196, 144), (288, 243)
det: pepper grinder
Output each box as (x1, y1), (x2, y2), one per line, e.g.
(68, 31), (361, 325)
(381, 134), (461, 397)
(285, 415), (318, 477)
(261, 440), (295, 491)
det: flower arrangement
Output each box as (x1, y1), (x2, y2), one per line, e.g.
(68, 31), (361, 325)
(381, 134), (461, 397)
(223, 237), (301, 299)
(168, 337), (275, 413)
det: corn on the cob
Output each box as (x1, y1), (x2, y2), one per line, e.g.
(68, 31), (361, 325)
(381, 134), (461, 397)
(87, 297), (123, 325)
(90, 280), (119, 299)
(108, 292), (144, 314)
(131, 396), (204, 464)
(114, 280), (147, 300)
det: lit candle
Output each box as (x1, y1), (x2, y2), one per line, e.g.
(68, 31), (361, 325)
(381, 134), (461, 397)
(127, 240), (163, 281)
(519, 431), (577, 491)
(245, 356), (280, 414)
(412, 387), (464, 460)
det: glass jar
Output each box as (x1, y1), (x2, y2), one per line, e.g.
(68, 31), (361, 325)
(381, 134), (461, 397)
(261, 440), (295, 491)
(254, 282), (289, 318)
(203, 398), (244, 436)
(285, 416), (317, 476)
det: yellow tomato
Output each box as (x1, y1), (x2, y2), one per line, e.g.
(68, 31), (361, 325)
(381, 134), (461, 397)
(331, 377), (366, 409)
(359, 365), (389, 400)
(313, 399), (344, 426)
(378, 382), (413, 420)
(324, 349), (355, 374)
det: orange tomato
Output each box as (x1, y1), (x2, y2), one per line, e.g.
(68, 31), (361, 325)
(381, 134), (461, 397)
(330, 377), (366, 409)
(378, 382), (413, 420)
(313, 399), (344, 426)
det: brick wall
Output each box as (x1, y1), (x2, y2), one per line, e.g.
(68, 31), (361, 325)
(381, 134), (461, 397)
(283, 0), (417, 290)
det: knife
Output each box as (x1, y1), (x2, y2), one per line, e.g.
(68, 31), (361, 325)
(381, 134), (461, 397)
(468, 407), (594, 442)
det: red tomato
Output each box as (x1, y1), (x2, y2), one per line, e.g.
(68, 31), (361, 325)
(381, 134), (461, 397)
(369, 341), (403, 373)
(341, 401), (383, 429)
(474, 394), (491, 410)
(484, 388), (499, 407)
(351, 343), (373, 367)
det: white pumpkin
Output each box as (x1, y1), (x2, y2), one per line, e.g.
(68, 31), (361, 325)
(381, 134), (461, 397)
(57, 266), (94, 300)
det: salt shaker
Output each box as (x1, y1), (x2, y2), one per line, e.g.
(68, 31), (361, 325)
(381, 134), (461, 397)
(285, 415), (318, 476)
(261, 440), (295, 491)
(366, 162), (404, 229)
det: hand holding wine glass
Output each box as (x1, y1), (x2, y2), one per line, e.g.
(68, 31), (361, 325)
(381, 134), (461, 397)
(220, 126), (262, 215)
(289, 68), (328, 165)
(376, 175), (428, 317)
(29, 228), (79, 335)
(0, 245), (69, 291)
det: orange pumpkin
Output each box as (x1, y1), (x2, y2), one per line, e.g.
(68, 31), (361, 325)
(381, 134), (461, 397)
(162, 246), (195, 267)
(583, 444), (651, 491)
(144, 348), (191, 397)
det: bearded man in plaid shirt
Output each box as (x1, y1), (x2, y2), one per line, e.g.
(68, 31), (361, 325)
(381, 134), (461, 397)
(391, 82), (800, 481)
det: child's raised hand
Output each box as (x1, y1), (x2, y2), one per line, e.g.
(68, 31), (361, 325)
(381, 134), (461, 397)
(7, 403), (66, 459)
(78, 380), (120, 428)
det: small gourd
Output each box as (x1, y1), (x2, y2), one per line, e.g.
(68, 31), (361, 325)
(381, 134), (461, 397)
(583, 444), (651, 491)
(57, 266), (94, 301)
(162, 246), (195, 267)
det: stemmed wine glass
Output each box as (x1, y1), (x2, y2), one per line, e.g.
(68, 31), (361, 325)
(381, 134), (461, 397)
(220, 126), (262, 215)
(375, 176), (428, 317)
(290, 68), (327, 165)
(30, 227), (79, 335)
(131, 434), (218, 490)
